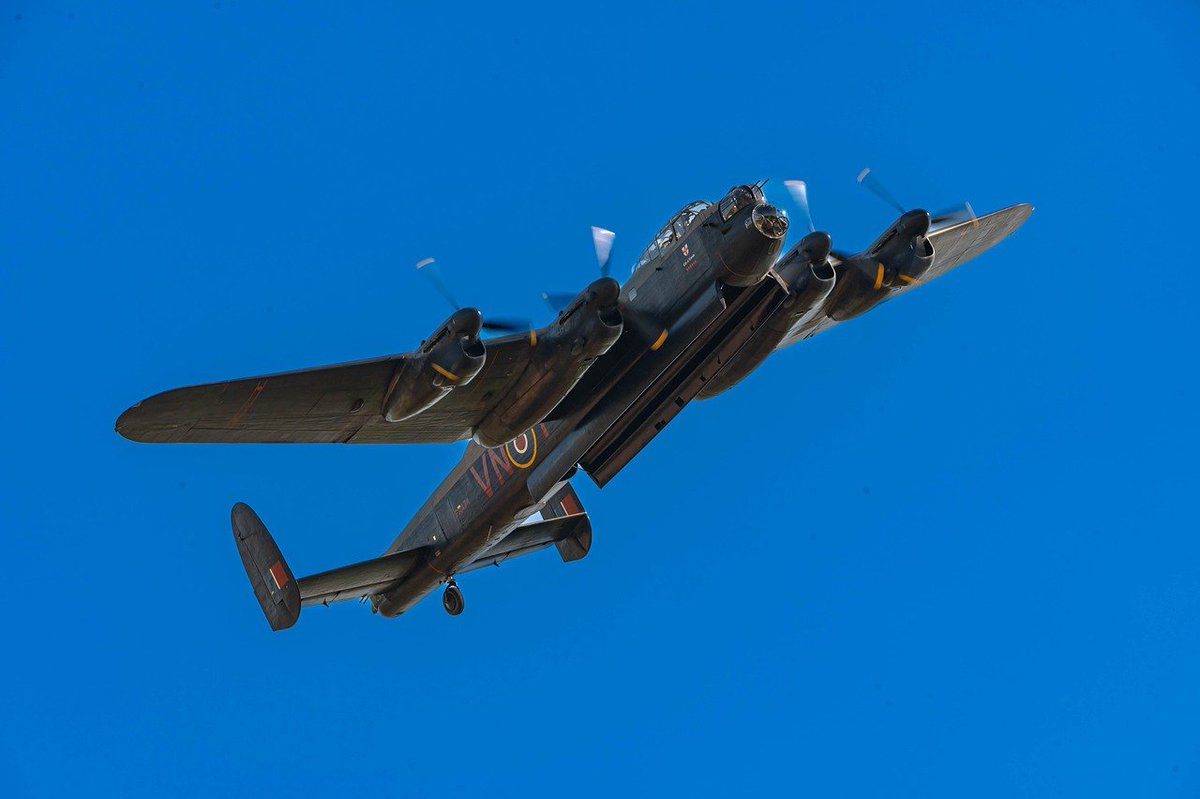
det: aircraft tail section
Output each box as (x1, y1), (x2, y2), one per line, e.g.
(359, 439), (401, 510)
(231, 485), (592, 630)
(540, 482), (591, 562)
(232, 502), (427, 631)
(232, 502), (302, 631)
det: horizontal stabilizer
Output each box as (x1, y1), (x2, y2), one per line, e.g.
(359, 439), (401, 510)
(540, 482), (591, 562)
(462, 512), (592, 573)
(296, 549), (422, 608)
(232, 503), (301, 631)
(232, 502), (428, 630)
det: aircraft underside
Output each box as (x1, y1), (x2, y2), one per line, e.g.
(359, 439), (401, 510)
(118, 177), (1032, 630)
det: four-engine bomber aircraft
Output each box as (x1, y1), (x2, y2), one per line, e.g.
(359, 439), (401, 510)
(117, 175), (1031, 630)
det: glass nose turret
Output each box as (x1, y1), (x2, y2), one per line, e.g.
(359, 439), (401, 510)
(752, 203), (789, 239)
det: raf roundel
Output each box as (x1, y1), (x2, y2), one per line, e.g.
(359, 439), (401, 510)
(504, 428), (538, 469)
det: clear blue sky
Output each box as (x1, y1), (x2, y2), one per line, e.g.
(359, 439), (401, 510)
(2, 2), (1198, 796)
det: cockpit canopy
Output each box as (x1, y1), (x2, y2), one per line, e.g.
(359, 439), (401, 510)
(634, 201), (712, 271)
(718, 185), (758, 222)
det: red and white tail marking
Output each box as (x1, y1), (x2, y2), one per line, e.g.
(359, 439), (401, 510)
(560, 492), (583, 517)
(268, 560), (289, 591)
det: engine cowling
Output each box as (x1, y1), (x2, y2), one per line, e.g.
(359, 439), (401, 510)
(774, 232), (838, 321)
(823, 209), (934, 322)
(382, 308), (486, 423)
(472, 278), (623, 447)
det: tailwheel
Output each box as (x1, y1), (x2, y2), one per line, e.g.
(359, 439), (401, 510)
(442, 579), (465, 616)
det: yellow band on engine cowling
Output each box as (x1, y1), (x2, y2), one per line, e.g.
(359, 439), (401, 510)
(431, 363), (459, 382)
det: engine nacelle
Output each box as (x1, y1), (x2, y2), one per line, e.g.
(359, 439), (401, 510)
(823, 209), (934, 322)
(472, 278), (623, 447)
(774, 232), (838, 321)
(697, 232), (835, 399)
(382, 308), (486, 423)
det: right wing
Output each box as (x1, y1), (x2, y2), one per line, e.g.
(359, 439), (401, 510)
(117, 332), (538, 444)
(776, 203), (1033, 349)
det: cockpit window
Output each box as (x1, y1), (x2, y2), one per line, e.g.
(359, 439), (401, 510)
(635, 238), (661, 270)
(682, 201), (710, 226)
(633, 201), (713, 271)
(719, 187), (754, 221)
(655, 225), (676, 251)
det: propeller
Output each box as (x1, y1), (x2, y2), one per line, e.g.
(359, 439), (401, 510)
(542, 224), (619, 312)
(592, 226), (615, 277)
(857, 168), (975, 229)
(856, 168), (907, 214)
(415, 258), (529, 333)
(930, 201), (977, 228)
(783, 180), (815, 234)
(539, 228), (667, 348)
(541, 291), (577, 313)
(783, 179), (853, 263)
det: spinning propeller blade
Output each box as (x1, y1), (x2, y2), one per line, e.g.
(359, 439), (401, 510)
(415, 257), (461, 310)
(541, 225), (618, 311)
(856, 168), (906, 214)
(591, 226), (615, 277)
(480, 318), (529, 333)
(541, 226), (666, 349)
(783, 180), (815, 234)
(417, 258), (530, 333)
(931, 201), (978, 228)
(857, 168), (975, 231)
(542, 292), (577, 312)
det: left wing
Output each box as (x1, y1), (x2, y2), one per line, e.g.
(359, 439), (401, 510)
(117, 332), (538, 444)
(776, 203), (1033, 349)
